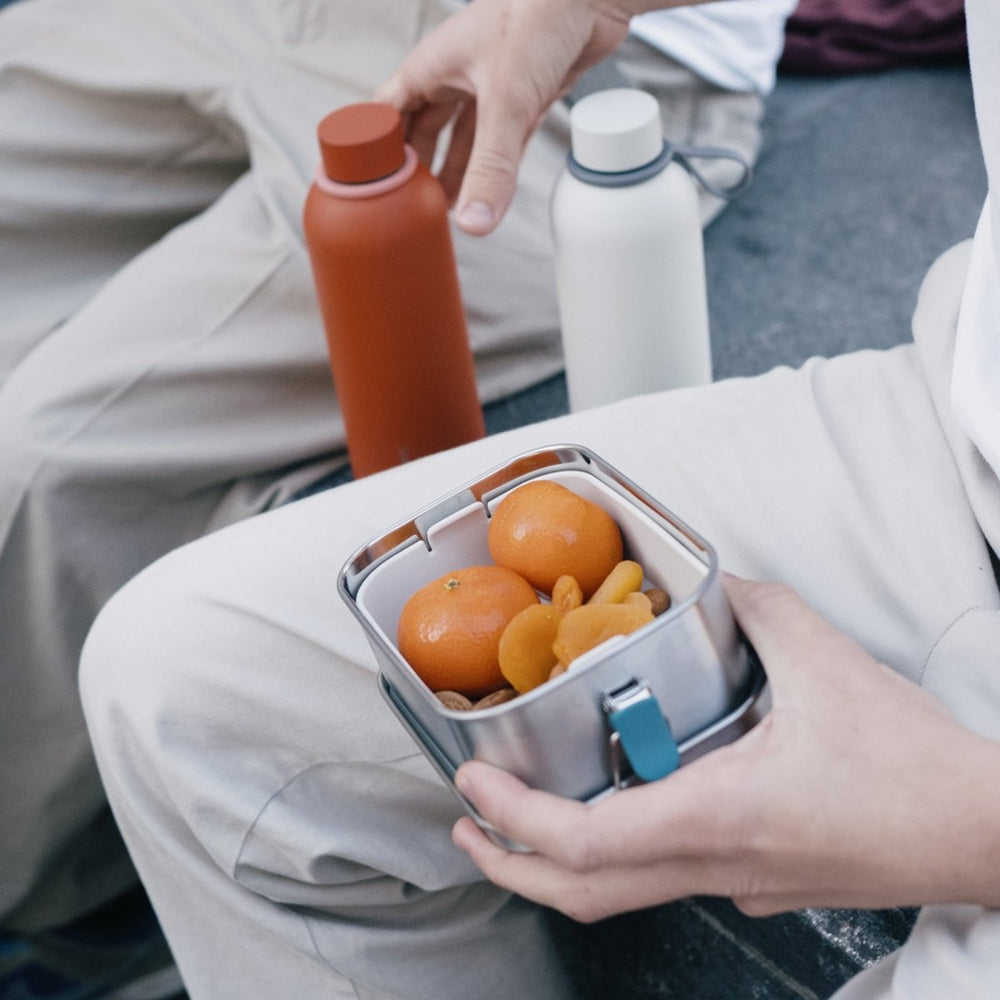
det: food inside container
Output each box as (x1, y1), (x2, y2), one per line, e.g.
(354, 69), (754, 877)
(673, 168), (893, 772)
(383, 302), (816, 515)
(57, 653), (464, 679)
(339, 445), (768, 833)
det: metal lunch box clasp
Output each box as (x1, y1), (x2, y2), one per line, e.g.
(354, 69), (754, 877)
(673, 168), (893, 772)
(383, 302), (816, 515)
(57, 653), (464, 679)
(602, 679), (680, 788)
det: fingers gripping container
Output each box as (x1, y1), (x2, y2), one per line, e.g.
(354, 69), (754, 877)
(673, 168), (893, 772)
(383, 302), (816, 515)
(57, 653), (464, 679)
(339, 445), (769, 847)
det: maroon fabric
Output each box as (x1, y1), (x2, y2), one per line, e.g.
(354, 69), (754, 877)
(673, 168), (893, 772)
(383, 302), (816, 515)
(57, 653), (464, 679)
(779, 0), (967, 74)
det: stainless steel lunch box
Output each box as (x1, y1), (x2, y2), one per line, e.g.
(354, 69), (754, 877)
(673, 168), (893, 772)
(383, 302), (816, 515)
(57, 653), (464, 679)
(339, 444), (769, 837)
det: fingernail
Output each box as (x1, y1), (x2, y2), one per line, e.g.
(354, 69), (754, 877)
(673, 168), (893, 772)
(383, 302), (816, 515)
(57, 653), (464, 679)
(452, 816), (477, 853)
(454, 765), (472, 795)
(456, 200), (494, 232)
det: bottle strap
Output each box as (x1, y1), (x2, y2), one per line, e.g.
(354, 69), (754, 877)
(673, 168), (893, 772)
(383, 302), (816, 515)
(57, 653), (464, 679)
(669, 141), (754, 200)
(567, 140), (752, 201)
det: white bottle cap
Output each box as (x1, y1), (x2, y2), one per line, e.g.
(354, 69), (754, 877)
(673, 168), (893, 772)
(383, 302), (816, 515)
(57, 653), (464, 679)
(569, 88), (664, 173)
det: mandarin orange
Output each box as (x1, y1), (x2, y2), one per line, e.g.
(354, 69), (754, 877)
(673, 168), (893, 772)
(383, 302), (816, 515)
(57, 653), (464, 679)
(488, 480), (623, 599)
(397, 564), (539, 698)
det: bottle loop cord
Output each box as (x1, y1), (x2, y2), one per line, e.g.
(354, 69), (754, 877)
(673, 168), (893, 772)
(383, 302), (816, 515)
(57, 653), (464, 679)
(566, 140), (752, 200)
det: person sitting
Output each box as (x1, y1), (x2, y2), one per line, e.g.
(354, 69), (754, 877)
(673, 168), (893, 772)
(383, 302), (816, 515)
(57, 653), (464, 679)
(0, 0), (794, 996)
(77, 0), (1000, 998)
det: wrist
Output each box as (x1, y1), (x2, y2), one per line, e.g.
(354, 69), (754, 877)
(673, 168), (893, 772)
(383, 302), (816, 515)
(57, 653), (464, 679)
(912, 727), (1000, 909)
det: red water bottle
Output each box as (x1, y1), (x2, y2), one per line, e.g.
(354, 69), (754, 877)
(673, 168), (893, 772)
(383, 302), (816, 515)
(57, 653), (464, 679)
(303, 102), (486, 478)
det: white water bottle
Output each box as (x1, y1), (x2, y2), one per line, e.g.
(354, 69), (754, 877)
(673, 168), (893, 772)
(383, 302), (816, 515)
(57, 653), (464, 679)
(551, 88), (714, 412)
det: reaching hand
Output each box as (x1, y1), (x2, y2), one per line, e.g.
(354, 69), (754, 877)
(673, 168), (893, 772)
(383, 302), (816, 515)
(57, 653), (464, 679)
(376, 0), (634, 235)
(452, 574), (1000, 922)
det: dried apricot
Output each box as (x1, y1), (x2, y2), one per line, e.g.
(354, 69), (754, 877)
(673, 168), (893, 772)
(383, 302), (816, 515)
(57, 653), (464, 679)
(552, 601), (655, 668)
(588, 560), (644, 604)
(622, 590), (654, 615)
(498, 603), (563, 693)
(552, 574), (583, 614)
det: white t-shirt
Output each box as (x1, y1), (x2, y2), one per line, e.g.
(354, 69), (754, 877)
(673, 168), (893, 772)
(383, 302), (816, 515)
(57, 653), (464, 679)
(952, 0), (1000, 485)
(630, 0), (798, 96)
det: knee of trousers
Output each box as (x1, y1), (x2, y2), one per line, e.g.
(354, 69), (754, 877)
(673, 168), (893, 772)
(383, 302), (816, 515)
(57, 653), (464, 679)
(79, 555), (196, 769)
(77, 547), (275, 870)
(76, 532), (473, 897)
(76, 510), (418, 816)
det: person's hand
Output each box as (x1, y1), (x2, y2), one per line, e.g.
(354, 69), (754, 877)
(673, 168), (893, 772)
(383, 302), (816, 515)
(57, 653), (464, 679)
(376, 0), (635, 235)
(452, 574), (1000, 922)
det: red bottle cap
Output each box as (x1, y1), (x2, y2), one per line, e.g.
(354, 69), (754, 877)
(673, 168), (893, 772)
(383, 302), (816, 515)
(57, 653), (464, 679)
(317, 103), (406, 184)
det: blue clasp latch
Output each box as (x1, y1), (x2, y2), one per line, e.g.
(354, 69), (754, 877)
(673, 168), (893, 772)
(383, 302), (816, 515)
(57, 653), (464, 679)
(602, 679), (679, 786)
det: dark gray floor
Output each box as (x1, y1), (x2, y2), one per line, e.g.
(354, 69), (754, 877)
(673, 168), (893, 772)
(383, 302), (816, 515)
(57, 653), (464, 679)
(707, 62), (985, 377)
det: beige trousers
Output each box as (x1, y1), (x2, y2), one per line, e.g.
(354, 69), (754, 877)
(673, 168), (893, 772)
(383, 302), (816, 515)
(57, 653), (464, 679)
(80, 240), (1000, 999)
(0, 0), (762, 929)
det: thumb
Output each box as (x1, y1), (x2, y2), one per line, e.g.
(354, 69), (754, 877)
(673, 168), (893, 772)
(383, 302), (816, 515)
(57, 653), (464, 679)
(721, 572), (871, 694)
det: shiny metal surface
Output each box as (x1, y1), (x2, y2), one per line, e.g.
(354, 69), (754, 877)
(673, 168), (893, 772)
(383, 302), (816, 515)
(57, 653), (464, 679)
(339, 444), (767, 822)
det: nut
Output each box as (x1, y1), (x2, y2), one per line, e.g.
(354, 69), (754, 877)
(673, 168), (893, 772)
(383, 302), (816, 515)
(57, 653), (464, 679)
(473, 687), (519, 710)
(435, 690), (473, 711)
(644, 587), (671, 616)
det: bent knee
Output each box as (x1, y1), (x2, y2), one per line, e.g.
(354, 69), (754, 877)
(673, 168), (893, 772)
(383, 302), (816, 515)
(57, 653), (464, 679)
(79, 545), (220, 748)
